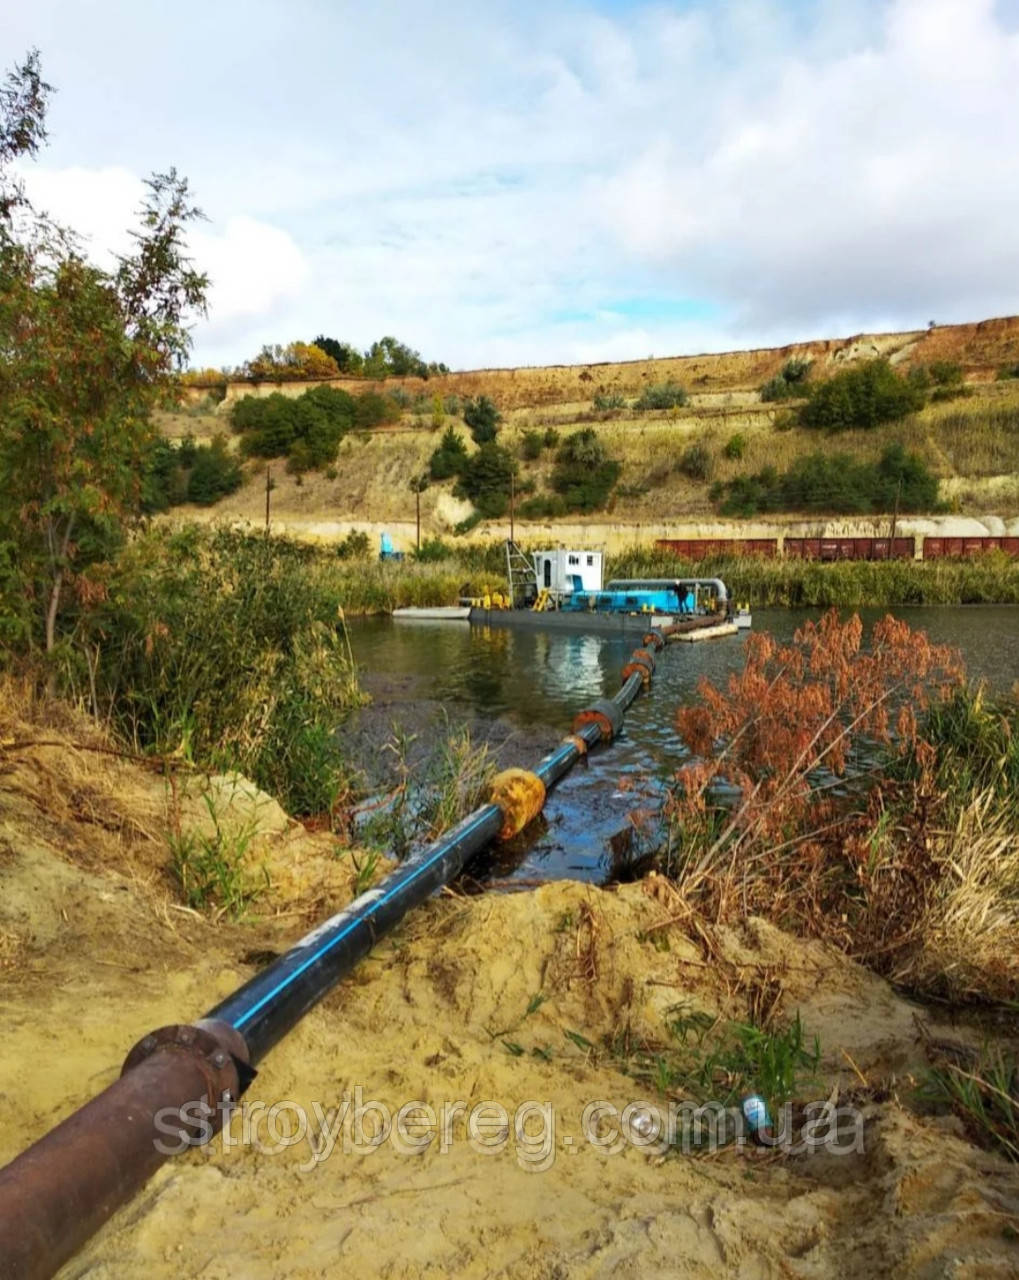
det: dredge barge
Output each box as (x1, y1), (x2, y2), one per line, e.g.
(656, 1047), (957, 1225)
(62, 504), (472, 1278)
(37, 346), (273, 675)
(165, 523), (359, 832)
(462, 541), (749, 638)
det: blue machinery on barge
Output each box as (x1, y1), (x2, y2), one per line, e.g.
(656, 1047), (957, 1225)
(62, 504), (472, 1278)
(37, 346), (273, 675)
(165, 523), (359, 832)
(0, 617), (727, 1279)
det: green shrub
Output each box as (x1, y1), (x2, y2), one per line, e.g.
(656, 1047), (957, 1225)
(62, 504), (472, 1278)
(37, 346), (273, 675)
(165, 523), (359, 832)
(543, 427), (560, 448)
(715, 443), (939, 516)
(413, 537), (451, 562)
(186, 436), (243, 504)
(443, 394), (462, 415)
(463, 395), (501, 443)
(74, 527), (364, 816)
(760, 357), (812, 402)
(354, 389), (399, 430)
(143, 435), (242, 510)
(677, 443), (712, 481)
(517, 494), (568, 519)
(455, 442), (516, 517)
(520, 429), (545, 460)
(550, 429), (621, 512)
(799, 359), (923, 431)
(231, 385), (363, 466)
(995, 363), (1019, 381)
(593, 393), (625, 411)
(633, 381), (688, 411)
(429, 426), (469, 480)
(336, 530), (371, 560)
(722, 433), (747, 461)
(928, 360), (964, 387)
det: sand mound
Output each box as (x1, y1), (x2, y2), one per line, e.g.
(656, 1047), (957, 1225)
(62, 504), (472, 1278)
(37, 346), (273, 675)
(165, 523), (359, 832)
(1, 708), (1017, 1277)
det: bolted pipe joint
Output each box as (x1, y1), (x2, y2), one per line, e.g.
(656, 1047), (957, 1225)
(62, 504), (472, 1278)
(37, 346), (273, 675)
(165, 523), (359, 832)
(0, 1020), (252, 1280)
(622, 647), (656, 686)
(642, 630), (667, 651)
(572, 697), (625, 743)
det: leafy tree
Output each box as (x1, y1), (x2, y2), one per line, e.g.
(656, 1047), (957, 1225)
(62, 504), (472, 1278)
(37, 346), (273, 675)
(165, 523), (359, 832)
(550, 429), (621, 512)
(242, 341), (339, 381)
(0, 51), (208, 653)
(463, 395), (501, 443)
(799, 360), (923, 431)
(311, 335), (364, 374)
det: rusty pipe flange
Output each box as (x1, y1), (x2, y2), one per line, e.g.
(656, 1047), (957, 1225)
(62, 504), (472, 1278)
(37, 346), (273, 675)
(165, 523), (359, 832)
(643, 630), (667, 651)
(562, 733), (588, 756)
(123, 1019), (254, 1114)
(622, 648), (655, 685)
(622, 660), (652, 691)
(0, 1021), (254, 1280)
(630, 647), (656, 672)
(488, 768), (547, 841)
(572, 698), (624, 743)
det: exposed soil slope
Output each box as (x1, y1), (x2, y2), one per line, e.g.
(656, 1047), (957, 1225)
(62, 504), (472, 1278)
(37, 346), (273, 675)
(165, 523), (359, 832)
(163, 316), (1019, 540)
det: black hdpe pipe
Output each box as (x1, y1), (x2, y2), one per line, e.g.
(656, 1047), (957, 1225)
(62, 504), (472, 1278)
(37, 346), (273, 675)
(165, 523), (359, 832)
(0, 647), (652, 1280)
(208, 667), (644, 1063)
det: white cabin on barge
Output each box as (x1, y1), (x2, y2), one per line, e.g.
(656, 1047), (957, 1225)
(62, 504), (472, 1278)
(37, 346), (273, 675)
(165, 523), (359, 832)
(532, 548), (603, 600)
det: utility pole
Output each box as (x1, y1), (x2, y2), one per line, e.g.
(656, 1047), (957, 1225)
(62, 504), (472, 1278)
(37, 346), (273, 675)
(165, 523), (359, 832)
(889, 476), (901, 553)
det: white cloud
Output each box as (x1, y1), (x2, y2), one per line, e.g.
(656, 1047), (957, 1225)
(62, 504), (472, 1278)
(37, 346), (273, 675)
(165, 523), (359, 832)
(9, 0), (1019, 368)
(18, 165), (309, 366)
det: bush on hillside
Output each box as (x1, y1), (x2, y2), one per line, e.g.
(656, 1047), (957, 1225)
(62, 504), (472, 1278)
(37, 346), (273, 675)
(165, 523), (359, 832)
(760, 357), (812, 402)
(520, 429), (545, 460)
(463, 395), (502, 444)
(677, 442), (713, 481)
(593, 393), (626, 411)
(723, 432), (747, 460)
(799, 359), (923, 432)
(143, 435), (243, 510)
(550, 429), (621, 512)
(455, 442), (517, 518)
(429, 426), (469, 480)
(714, 443), (939, 517)
(633, 381), (688, 411)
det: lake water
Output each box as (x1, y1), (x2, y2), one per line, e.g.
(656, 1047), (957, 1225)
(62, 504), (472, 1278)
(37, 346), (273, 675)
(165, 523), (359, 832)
(346, 607), (1019, 884)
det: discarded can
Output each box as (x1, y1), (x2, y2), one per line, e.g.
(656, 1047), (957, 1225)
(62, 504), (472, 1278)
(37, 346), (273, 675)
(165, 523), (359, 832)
(741, 1094), (773, 1142)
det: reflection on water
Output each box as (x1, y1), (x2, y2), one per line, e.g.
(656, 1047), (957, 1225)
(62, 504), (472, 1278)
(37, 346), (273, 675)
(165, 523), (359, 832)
(349, 607), (1019, 884)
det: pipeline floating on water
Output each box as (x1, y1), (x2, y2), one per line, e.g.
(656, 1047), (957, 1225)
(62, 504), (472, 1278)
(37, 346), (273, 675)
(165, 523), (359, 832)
(0, 620), (725, 1279)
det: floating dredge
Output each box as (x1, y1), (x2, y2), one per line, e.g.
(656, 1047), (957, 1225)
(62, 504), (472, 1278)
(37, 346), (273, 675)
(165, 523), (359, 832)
(0, 616), (723, 1279)
(458, 541), (750, 637)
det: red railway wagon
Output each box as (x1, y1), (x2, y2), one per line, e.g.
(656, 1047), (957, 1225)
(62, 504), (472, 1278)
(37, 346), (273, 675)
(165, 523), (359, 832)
(923, 536), (1019, 559)
(784, 537), (914, 561)
(655, 538), (778, 558)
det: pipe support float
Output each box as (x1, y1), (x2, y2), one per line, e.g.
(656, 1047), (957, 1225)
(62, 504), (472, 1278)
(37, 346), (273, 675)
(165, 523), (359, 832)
(488, 768), (547, 841)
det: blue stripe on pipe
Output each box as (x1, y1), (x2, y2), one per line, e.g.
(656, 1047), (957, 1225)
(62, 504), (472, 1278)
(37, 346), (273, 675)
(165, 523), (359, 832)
(233, 805), (500, 1030)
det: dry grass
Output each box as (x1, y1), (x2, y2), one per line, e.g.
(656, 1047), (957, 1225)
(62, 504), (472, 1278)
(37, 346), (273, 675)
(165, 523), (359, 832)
(893, 793), (1019, 1004)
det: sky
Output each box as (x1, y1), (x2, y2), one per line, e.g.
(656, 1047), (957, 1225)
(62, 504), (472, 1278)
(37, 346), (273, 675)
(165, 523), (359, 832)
(6, 0), (1019, 371)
